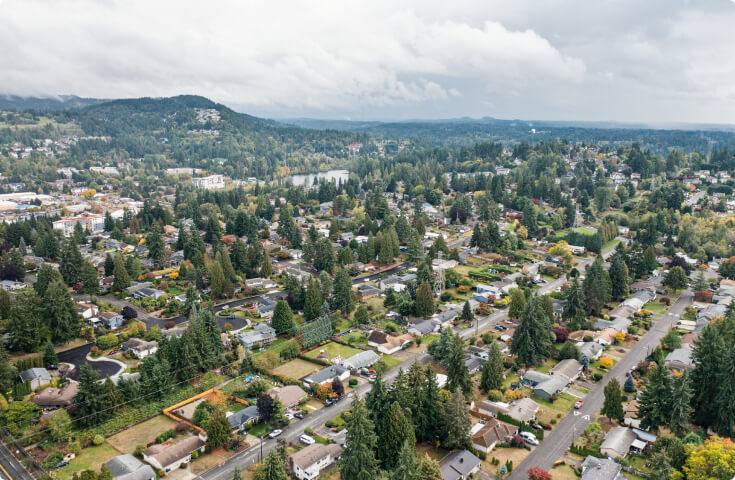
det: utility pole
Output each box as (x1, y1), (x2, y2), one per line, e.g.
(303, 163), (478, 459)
(259, 434), (263, 462)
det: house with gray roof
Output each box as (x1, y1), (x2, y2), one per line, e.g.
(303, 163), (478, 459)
(343, 350), (380, 370)
(549, 359), (583, 382)
(236, 323), (276, 349)
(257, 298), (277, 318)
(105, 454), (155, 480)
(408, 319), (440, 336)
(19, 367), (51, 391)
(578, 341), (604, 361)
(438, 449), (481, 480)
(665, 346), (694, 373)
(580, 456), (624, 480)
(228, 405), (260, 432)
(600, 426), (637, 458)
(594, 316), (631, 332)
(302, 364), (350, 387)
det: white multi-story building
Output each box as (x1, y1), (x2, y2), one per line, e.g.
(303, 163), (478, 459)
(192, 174), (225, 190)
(53, 213), (105, 236)
(291, 444), (343, 480)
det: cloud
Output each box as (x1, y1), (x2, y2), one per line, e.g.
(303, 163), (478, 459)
(0, 0), (733, 122)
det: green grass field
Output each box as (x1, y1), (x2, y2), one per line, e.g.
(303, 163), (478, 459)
(271, 358), (322, 380)
(304, 341), (362, 361)
(57, 443), (120, 480)
(107, 415), (177, 453)
(534, 392), (577, 412)
(644, 302), (666, 315)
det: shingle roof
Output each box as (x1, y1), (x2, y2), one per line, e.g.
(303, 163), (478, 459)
(303, 365), (348, 384)
(472, 418), (517, 448)
(106, 454), (155, 480)
(580, 456), (623, 480)
(228, 405), (260, 427)
(343, 350), (380, 369)
(291, 443), (343, 470)
(439, 450), (481, 480)
(143, 436), (204, 468)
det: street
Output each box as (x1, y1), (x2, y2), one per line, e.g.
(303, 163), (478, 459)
(0, 442), (33, 480)
(507, 290), (693, 479)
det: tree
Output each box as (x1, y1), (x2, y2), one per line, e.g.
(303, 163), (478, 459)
(714, 344), (735, 437)
(80, 262), (100, 296)
(461, 301), (473, 323)
(583, 256), (612, 316)
(44, 279), (82, 344)
(379, 402), (415, 469)
(414, 281), (435, 318)
(341, 399), (380, 480)
(74, 364), (108, 428)
(0, 346), (17, 395)
(637, 363), (672, 431)
(440, 390), (471, 449)
(332, 377), (344, 397)
(511, 295), (554, 366)
(303, 278), (322, 320)
(508, 288), (526, 319)
(692, 270), (708, 293)
(98, 464), (112, 480)
(527, 467), (552, 480)
(390, 440), (418, 480)
(112, 253), (130, 292)
(272, 301), (293, 334)
(354, 305), (370, 326)
(35, 263), (63, 297)
(609, 256), (630, 301)
(43, 341), (58, 367)
(663, 266), (688, 292)
(6, 290), (42, 352)
(416, 455), (442, 480)
(209, 261), (227, 299)
(669, 371), (693, 436)
(562, 278), (587, 330)
(260, 253), (272, 278)
(624, 374), (636, 393)
(480, 340), (504, 392)
(446, 332), (472, 394)
(104, 253), (114, 277)
(205, 405), (231, 450)
(256, 394), (275, 422)
(59, 239), (83, 285)
(680, 437), (735, 480)
(254, 449), (288, 480)
(601, 378), (624, 422)
(48, 408), (72, 442)
(559, 341), (580, 360)
(333, 267), (355, 314)
(691, 324), (723, 428)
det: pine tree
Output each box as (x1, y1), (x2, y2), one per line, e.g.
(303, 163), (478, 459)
(366, 370), (390, 438)
(384, 288), (397, 308)
(511, 295), (554, 366)
(414, 281), (435, 318)
(583, 256), (612, 315)
(7, 290), (42, 352)
(74, 364), (108, 428)
(209, 261), (226, 299)
(637, 363), (673, 431)
(260, 252), (272, 278)
(624, 374), (636, 393)
(80, 262), (99, 296)
(421, 365), (442, 442)
(333, 267), (354, 314)
(508, 288), (525, 319)
(218, 248), (236, 282)
(272, 301), (294, 334)
(341, 399), (380, 480)
(461, 301), (473, 323)
(206, 405), (232, 450)
(480, 340), (504, 392)
(104, 253), (114, 277)
(609, 256), (630, 301)
(35, 263), (63, 297)
(670, 371), (693, 436)
(254, 449), (288, 480)
(232, 467), (243, 480)
(562, 279), (587, 330)
(692, 270), (708, 293)
(713, 344), (735, 437)
(0, 290), (10, 320)
(601, 378), (624, 422)
(354, 305), (369, 326)
(379, 402), (415, 469)
(303, 278), (322, 320)
(146, 223), (165, 266)
(691, 324), (723, 428)
(416, 455), (443, 480)
(390, 440), (418, 480)
(18, 237), (27, 256)
(43, 341), (58, 367)
(407, 236), (422, 265)
(440, 390), (471, 449)
(111, 254), (130, 292)
(446, 333), (471, 394)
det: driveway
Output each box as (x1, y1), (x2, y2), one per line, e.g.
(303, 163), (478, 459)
(57, 343), (124, 379)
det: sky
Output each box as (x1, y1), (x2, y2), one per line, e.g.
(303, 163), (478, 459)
(2, 0), (735, 123)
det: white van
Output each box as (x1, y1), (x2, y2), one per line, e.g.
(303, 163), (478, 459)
(300, 434), (316, 445)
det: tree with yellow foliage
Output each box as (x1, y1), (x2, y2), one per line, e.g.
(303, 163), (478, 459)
(679, 437), (735, 480)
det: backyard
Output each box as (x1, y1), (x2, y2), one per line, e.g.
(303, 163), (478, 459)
(107, 415), (177, 453)
(57, 443), (120, 480)
(271, 358), (322, 380)
(303, 342), (362, 361)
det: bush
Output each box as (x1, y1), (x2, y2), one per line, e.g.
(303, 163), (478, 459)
(457, 285), (470, 294)
(155, 429), (176, 444)
(348, 379), (358, 387)
(165, 320), (176, 329)
(93, 434), (104, 445)
(42, 451), (64, 468)
(440, 292), (452, 302)
(599, 356), (613, 369)
(96, 333), (118, 350)
(488, 390), (503, 402)
(583, 335), (593, 343)
(593, 373), (604, 381)
(304, 427), (314, 435)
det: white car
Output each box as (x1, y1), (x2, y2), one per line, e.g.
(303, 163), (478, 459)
(299, 434), (316, 445)
(520, 431), (538, 445)
(268, 429), (282, 439)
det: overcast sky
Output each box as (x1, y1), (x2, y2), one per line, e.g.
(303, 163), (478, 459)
(2, 0), (735, 123)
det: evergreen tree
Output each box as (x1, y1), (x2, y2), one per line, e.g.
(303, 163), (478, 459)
(104, 211), (114, 232)
(43, 341), (58, 367)
(670, 371), (693, 437)
(601, 378), (624, 422)
(354, 305), (370, 326)
(508, 288), (525, 319)
(206, 405), (232, 450)
(146, 223), (165, 267)
(637, 363), (673, 431)
(218, 248), (236, 282)
(365, 371), (390, 439)
(421, 365), (442, 442)
(104, 253), (114, 277)
(379, 402), (415, 469)
(692, 270), (708, 292)
(303, 278), (322, 320)
(44, 279), (82, 344)
(416, 455), (443, 480)
(341, 399), (380, 480)
(609, 256), (630, 301)
(112, 254), (130, 292)
(713, 343), (735, 437)
(440, 390), (471, 449)
(384, 288), (397, 308)
(7, 290), (43, 352)
(390, 440), (418, 480)
(446, 333), (471, 394)
(272, 300), (294, 334)
(333, 267), (355, 314)
(125, 256), (141, 282)
(663, 266), (688, 292)
(74, 364), (108, 428)
(254, 449), (288, 480)
(209, 261), (227, 299)
(0, 289), (10, 320)
(461, 301), (473, 323)
(318, 271), (332, 300)
(35, 263), (63, 297)
(414, 281), (435, 318)
(511, 295), (554, 366)
(583, 256), (612, 315)
(407, 236), (422, 265)
(0, 345), (16, 395)
(18, 237), (27, 256)
(691, 324), (723, 428)
(260, 252), (272, 278)
(480, 340), (504, 392)
(624, 374), (636, 393)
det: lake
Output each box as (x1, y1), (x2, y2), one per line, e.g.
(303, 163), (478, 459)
(290, 169), (349, 186)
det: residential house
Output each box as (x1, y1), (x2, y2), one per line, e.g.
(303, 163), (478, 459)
(593, 317), (631, 333)
(464, 355), (485, 373)
(31, 382), (79, 408)
(526, 371), (568, 401)
(378, 273), (416, 292)
(105, 454), (156, 480)
(665, 346), (695, 373)
(477, 398), (538, 424)
(142, 435), (206, 472)
(367, 331), (413, 354)
(302, 365), (350, 387)
(438, 450), (481, 480)
(0, 279), (26, 291)
(257, 298), (277, 318)
(121, 338), (159, 359)
(228, 405), (261, 432)
(432, 258), (458, 271)
(268, 385), (308, 408)
(132, 287), (166, 301)
(291, 443), (343, 480)
(466, 345), (489, 360)
(569, 329), (617, 346)
(236, 323), (276, 349)
(600, 427), (637, 458)
(471, 418), (518, 453)
(77, 302), (99, 320)
(356, 284), (381, 300)
(407, 319), (440, 337)
(343, 350), (380, 370)
(433, 309), (459, 327)
(99, 311), (124, 330)
(549, 359), (583, 382)
(245, 278), (277, 290)
(580, 456), (624, 480)
(285, 267), (311, 282)
(20, 368), (51, 390)
(578, 342), (604, 361)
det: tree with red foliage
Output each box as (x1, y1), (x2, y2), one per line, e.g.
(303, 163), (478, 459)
(694, 290), (713, 303)
(527, 467), (552, 480)
(553, 326), (570, 343)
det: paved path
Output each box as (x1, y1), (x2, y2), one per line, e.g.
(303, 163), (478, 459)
(0, 442), (34, 480)
(57, 343), (124, 380)
(507, 290), (693, 479)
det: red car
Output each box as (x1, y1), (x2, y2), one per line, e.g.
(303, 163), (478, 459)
(574, 400), (584, 409)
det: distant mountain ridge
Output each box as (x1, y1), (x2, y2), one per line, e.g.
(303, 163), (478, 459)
(0, 94), (107, 111)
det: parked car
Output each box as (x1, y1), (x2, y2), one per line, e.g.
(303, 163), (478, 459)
(294, 412), (304, 419)
(574, 400), (584, 409)
(300, 434), (316, 445)
(55, 460), (69, 468)
(520, 431), (538, 445)
(325, 398), (337, 407)
(268, 429), (282, 438)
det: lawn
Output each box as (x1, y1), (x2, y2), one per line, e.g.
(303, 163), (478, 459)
(551, 464), (579, 480)
(107, 415), (177, 453)
(644, 302), (667, 316)
(57, 442), (120, 480)
(423, 334), (441, 345)
(534, 392), (578, 412)
(380, 354), (402, 368)
(271, 358), (322, 380)
(304, 342), (362, 361)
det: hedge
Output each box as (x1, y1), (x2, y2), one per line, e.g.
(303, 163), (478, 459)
(496, 412), (545, 440)
(570, 444), (604, 458)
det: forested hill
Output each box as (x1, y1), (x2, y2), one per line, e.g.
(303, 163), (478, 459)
(0, 94), (106, 111)
(286, 117), (735, 154)
(5, 95), (369, 179)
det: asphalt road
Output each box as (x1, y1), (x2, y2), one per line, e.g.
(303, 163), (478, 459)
(0, 442), (33, 480)
(57, 343), (124, 380)
(507, 290), (693, 479)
